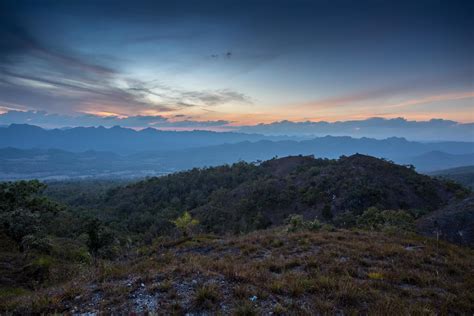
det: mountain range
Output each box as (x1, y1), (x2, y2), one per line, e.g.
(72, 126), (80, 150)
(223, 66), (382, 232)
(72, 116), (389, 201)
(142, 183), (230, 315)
(0, 124), (473, 180)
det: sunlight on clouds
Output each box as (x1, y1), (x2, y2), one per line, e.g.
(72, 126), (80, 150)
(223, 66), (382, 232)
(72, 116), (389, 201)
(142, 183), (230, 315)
(13, 77), (58, 90)
(385, 92), (474, 109)
(81, 110), (126, 118)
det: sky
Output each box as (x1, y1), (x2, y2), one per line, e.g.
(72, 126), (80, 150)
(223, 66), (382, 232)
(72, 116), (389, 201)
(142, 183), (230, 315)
(0, 0), (473, 130)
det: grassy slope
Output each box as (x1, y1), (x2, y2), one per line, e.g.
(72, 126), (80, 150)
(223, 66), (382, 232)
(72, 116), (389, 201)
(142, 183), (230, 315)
(2, 229), (473, 314)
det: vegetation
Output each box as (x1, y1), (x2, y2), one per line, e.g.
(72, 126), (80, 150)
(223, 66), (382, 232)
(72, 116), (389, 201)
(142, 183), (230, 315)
(0, 155), (472, 313)
(1, 229), (473, 314)
(172, 211), (199, 237)
(430, 165), (474, 189)
(44, 154), (466, 240)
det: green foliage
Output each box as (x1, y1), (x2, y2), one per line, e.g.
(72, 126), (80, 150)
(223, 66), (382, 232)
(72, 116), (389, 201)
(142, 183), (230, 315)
(86, 219), (118, 257)
(334, 206), (416, 232)
(286, 214), (321, 233)
(0, 156), (461, 291)
(0, 181), (64, 245)
(39, 155), (456, 238)
(172, 211), (199, 236)
(355, 207), (415, 231)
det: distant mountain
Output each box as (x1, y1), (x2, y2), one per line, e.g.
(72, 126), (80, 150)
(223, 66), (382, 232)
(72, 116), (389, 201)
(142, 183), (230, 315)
(0, 124), (294, 153)
(133, 137), (474, 172)
(429, 165), (474, 189)
(2, 124), (473, 156)
(1, 134), (474, 180)
(401, 151), (474, 172)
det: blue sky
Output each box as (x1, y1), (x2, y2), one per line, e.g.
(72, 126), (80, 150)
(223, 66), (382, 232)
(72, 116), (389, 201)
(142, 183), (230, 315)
(0, 0), (472, 128)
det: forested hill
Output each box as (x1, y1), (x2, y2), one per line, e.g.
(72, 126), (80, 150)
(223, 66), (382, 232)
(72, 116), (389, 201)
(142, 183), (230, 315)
(99, 154), (467, 235)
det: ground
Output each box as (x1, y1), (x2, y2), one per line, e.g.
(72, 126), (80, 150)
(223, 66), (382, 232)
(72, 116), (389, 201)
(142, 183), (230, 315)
(1, 229), (473, 315)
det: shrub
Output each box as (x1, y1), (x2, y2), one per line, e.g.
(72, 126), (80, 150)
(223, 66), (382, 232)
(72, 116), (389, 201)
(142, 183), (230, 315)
(172, 211), (199, 237)
(356, 207), (414, 231)
(286, 214), (321, 232)
(286, 214), (305, 232)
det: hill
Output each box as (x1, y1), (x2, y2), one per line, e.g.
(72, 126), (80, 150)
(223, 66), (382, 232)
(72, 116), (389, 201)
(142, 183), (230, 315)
(430, 165), (474, 189)
(0, 156), (473, 314)
(417, 195), (474, 247)
(99, 154), (467, 235)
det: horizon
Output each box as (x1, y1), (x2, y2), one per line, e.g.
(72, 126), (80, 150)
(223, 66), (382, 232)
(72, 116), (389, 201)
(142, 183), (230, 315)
(2, 115), (474, 141)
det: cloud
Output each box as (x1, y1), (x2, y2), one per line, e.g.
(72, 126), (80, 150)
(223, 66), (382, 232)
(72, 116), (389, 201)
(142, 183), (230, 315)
(236, 117), (474, 141)
(302, 73), (474, 110)
(385, 92), (474, 109)
(127, 80), (252, 108)
(0, 110), (232, 130)
(0, 3), (252, 116)
(1, 109), (473, 141)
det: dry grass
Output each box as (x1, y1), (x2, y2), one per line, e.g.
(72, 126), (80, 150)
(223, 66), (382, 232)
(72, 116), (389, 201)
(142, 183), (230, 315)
(2, 228), (473, 314)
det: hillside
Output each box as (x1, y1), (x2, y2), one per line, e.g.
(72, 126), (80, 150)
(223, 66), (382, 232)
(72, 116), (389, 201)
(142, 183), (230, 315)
(0, 156), (473, 314)
(99, 154), (466, 235)
(2, 229), (473, 314)
(417, 195), (474, 247)
(430, 165), (474, 189)
(402, 151), (474, 172)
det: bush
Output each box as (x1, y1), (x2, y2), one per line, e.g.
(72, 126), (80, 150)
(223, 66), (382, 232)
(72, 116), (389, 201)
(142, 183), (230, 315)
(172, 211), (199, 237)
(356, 207), (414, 231)
(286, 214), (321, 232)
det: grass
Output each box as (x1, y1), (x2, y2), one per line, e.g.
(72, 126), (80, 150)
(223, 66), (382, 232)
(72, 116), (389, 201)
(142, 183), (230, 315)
(368, 271), (384, 280)
(193, 284), (220, 309)
(1, 228), (473, 314)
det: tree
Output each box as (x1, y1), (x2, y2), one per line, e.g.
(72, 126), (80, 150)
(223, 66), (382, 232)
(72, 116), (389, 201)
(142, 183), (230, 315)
(322, 204), (333, 221)
(0, 180), (61, 246)
(172, 211), (199, 236)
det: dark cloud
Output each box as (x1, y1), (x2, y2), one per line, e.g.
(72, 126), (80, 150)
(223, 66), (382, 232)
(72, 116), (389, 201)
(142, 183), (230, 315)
(0, 0), (253, 115)
(0, 0), (471, 124)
